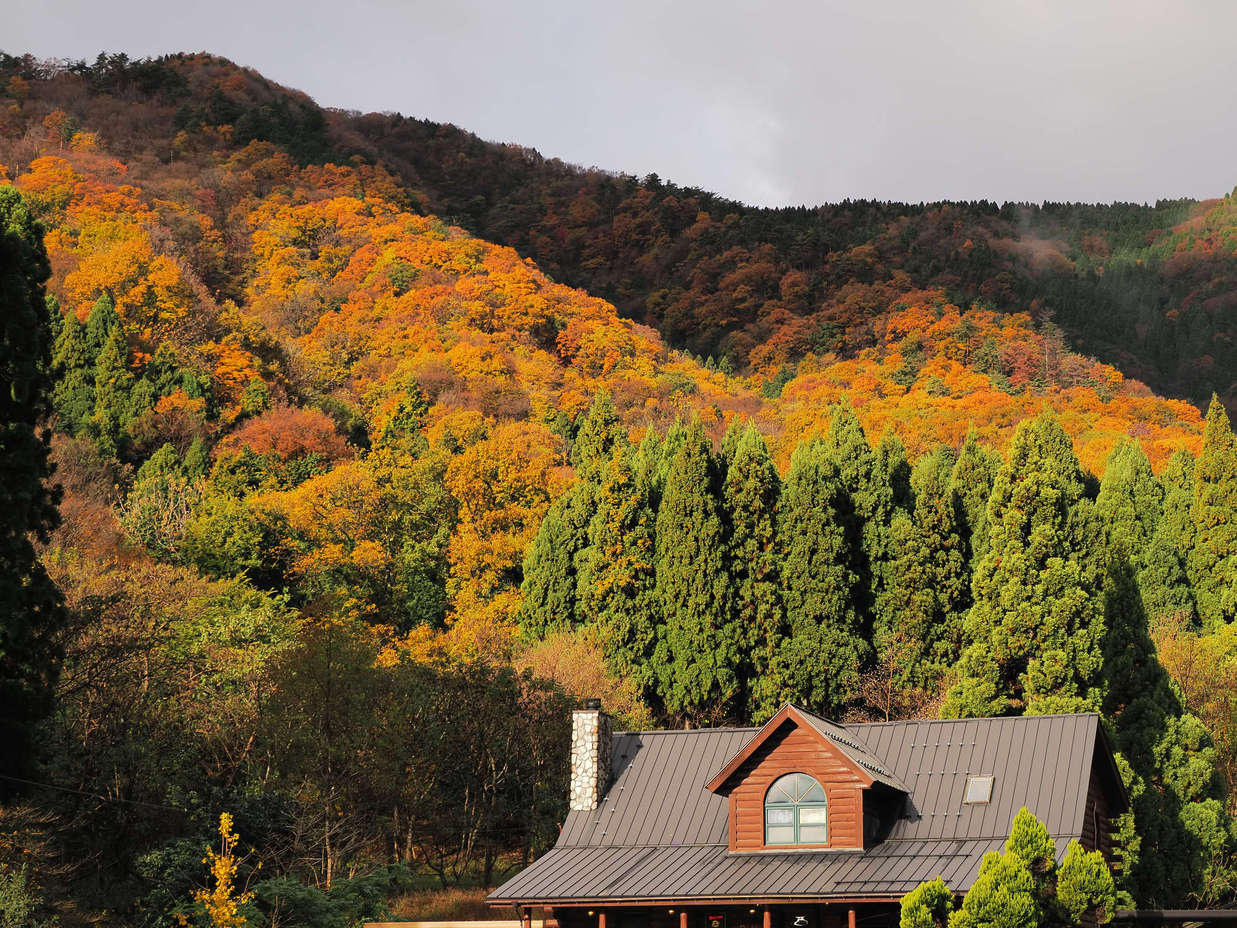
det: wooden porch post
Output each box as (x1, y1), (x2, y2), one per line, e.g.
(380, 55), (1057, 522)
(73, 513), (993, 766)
(523, 912), (532, 928)
(599, 911), (607, 928)
(680, 911), (688, 928)
(847, 909), (856, 928)
(762, 910), (771, 928)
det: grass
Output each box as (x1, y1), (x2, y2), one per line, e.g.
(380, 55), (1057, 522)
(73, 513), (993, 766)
(387, 885), (517, 921)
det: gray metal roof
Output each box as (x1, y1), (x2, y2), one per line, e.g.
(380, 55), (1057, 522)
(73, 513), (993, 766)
(792, 706), (910, 793)
(491, 712), (1109, 903)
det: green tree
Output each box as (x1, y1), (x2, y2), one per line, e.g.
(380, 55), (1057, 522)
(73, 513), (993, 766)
(49, 307), (94, 434)
(882, 449), (967, 690)
(1188, 396), (1237, 626)
(571, 391), (626, 484)
(518, 482), (593, 635)
(764, 436), (868, 718)
(720, 423), (785, 718)
(877, 429), (913, 513)
(943, 413), (1105, 717)
(83, 291), (118, 356)
(0, 187), (67, 794)
(577, 445), (659, 700)
(653, 422), (740, 723)
(950, 429), (999, 567)
(901, 809), (1115, 928)
(1140, 449), (1197, 627)
(825, 405), (894, 638)
(87, 326), (134, 458)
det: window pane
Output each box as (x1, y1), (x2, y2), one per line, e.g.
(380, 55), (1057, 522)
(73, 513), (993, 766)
(798, 806), (827, 825)
(798, 824), (828, 843)
(799, 780), (826, 802)
(766, 825), (795, 844)
(964, 776), (994, 804)
(766, 807), (793, 825)
(768, 774), (796, 803)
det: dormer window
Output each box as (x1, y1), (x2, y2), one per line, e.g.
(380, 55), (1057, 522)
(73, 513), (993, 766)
(764, 773), (828, 845)
(963, 775), (994, 804)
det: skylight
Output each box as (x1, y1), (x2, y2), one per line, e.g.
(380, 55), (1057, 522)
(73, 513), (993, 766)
(963, 775), (994, 804)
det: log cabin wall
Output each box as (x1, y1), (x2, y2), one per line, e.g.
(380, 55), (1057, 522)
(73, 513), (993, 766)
(1080, 766), (1112, 859)
(727, 721), (867, 851)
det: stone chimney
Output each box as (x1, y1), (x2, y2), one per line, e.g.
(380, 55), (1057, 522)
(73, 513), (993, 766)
(569, 698), (612, 811)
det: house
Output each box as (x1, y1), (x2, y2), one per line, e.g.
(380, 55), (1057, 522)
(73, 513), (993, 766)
(489, 701), (1126, 928)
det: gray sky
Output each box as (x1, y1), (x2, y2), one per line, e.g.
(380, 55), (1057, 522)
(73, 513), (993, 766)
(11, 0), (1237, 207)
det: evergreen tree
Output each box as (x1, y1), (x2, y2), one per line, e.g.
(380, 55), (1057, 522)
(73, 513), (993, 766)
(83, 291), (118, 356)
(882, 449), (968, 689)
(0, 187), (67, 793)
(1188, 396), (1237, 626)
(1096, 440), (1162, 567)
(50, 307), (95, 433)
(942, 413), (1105, 717)
(577, 445), (659, 701)
(877, 429), (913, 513)
(765, 436), (869, 717)
(720, 423), (784, 719)
(518, 482), (593, 634)
(653, 422), (740, 723)
(87, 326), (134, 457)
(950, 429), (999, 566)
(635, 417), (687, 509)
(1140, 450), (1198, 627)
(900, 809), (1115, 928)
(825, 405), (894, 637)
(571, 391), (626, 484)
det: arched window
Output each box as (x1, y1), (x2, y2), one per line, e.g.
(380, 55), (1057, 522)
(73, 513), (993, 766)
(764, 773), (828, 845)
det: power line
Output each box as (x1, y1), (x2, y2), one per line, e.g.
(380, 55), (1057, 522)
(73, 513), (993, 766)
(0, 774), (187, 813)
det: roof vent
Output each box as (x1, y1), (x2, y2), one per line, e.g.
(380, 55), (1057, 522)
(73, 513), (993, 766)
(963, 775), (994, 804)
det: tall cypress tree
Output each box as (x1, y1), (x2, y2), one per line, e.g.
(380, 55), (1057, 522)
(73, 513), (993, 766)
(84, 291), (118, 356)
(825, 405), (894, 638)
(571, 391), (626, 484)
(88, 326), (133, 457)
(882, 449), (968, 689)
(0, 187), (67, 793)
(50, 308), (95, 434)
(876, 429), (913, 514)
(950, 428), (1000, 567)
(942, 413), (1105, 717)
(720, 423), (784, 719)
(1188, 397), (1237, 626)
(653, 422), (740, 723)
(578, 444), (659, 701)
(518, 482), (594, 634)
(765, 436), (869, 718)
(1141, 450), (1197, 626)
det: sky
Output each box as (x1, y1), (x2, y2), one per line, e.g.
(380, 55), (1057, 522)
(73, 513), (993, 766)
(10, 0), (1237, 208)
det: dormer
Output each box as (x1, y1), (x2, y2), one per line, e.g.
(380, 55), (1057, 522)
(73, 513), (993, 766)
(705, 704), (907, 852)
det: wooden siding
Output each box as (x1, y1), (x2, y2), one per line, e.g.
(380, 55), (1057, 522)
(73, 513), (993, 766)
(727, 721), (867, 851)
(1080, 766), (1112, 860)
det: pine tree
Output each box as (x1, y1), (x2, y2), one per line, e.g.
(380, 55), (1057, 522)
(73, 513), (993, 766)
(1188, 396), (1237, 626)
(84, 291), (118, 356)
(942, 413), (1105, 717)
(1096, 440), (1162, 568)
(882, 449), (968, 689)
(950, 429), (1000, 566)
(88, 326), (134, 457)
(0, 187), (67, 794)
(518, 482), (593, 634)
(577, 445), (659, 701)
(720, 423), (784, 719)
(653, 422), (740, 724)
(50, 307), (95, 434)
(766, 436), (869, 717)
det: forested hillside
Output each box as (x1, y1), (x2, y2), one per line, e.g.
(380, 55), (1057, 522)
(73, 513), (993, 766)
(0, 50), (1235, 926)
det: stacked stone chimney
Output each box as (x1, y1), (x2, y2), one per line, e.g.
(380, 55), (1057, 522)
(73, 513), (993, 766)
(569, 698), (612, 811)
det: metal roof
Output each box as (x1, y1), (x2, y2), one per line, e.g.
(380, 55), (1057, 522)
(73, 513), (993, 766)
(491, 712), (1110, 904)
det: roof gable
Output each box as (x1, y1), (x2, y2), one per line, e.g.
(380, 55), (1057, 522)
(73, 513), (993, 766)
(705, 703), (908, 794)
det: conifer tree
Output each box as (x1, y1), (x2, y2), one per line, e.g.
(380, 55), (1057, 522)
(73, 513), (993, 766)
(518, 482), (593, 634)
(571, 391), (626, 484)
(1096, 440), (1162, 567)
(84, 291), (118, 356)
(653, 422), (740, 723)
(877, 429), (913, 513)
(1188, 396), (1237, 626)
(1140, 450), (1197, 627)
(636, 417), (687, 509)
(825, 405), (894, 637)
(882, 449), (967, 689)
(942, 413), (1105, 717)
(720, 423), (784, 718)
(0, 187), (67, 793)
(88, 326), (134, 457)
(50, 307), (95, 433)
(950, 429), (999, 566)
(577, 445), (659, 701)
(765, 436), (868, 717)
